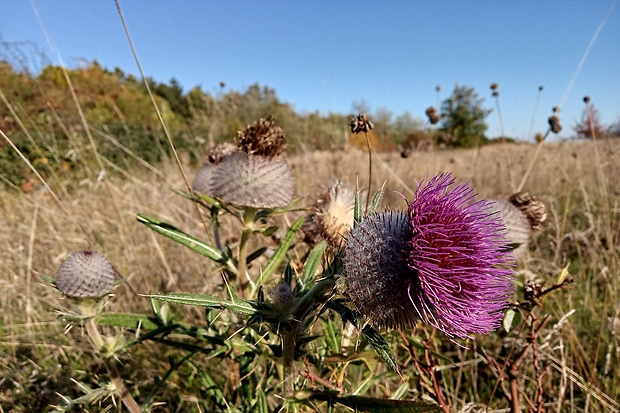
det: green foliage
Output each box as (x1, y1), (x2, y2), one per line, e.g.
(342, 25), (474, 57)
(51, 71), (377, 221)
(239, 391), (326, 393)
(439, 84), (491, 147)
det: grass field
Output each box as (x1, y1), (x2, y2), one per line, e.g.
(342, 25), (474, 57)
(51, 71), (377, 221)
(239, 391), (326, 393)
(1, 137), (619, 412)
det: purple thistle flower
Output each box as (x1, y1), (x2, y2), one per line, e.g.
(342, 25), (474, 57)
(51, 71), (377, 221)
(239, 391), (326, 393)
(343, 172), (515, 340)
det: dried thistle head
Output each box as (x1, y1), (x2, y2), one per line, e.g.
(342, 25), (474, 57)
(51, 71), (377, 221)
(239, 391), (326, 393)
(56, 250), (116, 297)
(207, 141), (237, 164)
(508, 192), (547, 230)
(425, 106), (441, 125)
(302, 182), (355, 250)
(548, 115), (562, 133)
(435, 85), (441, 92)
(538, 86), (544, 91)
(192, 141), (239, 195)
(583, 96), (591, 104)
(349, 113), (374, 134)
(490, 82), (499, 90)
(492, 90), (499, 97)
(237, 117), (287, 158)
(211, 151), (293, 208)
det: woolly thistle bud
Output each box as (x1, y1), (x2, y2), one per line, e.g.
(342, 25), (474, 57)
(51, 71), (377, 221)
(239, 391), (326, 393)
(237, 117), (287, 158)
(548, 115), (562, 133)
(271, 284), (295, 311)
(211, 151), (294, 208)
(343, 173), (515, 340)
(56, 251), (116, 297)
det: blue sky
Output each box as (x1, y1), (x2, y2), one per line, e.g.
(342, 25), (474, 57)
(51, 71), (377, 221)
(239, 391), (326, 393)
(1, 1), (619, 141)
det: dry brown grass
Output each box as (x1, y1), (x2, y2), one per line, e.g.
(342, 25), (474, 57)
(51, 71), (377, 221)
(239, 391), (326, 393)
(1, 138), (619, 411)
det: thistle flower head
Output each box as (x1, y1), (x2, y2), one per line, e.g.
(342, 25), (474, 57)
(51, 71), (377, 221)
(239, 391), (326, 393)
(302, 182), (356, 249)
(343, 173), (514, 340)
(56, 250), (116, 297)
(548, 115), (562, 133)
(425, 106), (441, 125)
(349, 113), (374, 134)
(237, 117), (287, 158)
(211, 151), (293, 208)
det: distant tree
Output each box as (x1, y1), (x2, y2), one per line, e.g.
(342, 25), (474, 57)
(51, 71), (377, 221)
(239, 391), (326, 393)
(440, 85), (491, 147)
(574, 104), (606, 139)
(149, 77), (191, 119)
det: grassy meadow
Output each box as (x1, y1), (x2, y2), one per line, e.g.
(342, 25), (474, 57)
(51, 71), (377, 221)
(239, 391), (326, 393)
(1, 134), (619, 411)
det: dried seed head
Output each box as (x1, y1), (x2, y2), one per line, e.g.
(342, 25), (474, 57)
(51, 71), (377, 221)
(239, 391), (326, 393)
(435, 85), (441, 92)
(349, 113), (374, 134)
(492, 90), (499, 97)
(211, 151), (293, 208)
(271, 284), (295, 310)
(490, 82), (499, 90)
(583, 96), (591, 104)
(207, 141), (238, 164)
(548, 115), (562, 133)
(488, 199), (531, 262)
(302, 182), (355, 250)
(56, 250), (116, 297)
(237, 117), (287, 158)
(538, 86), (544, 91)
(508, 192), (547, 231)
(192, 141), (238, 195)
(425, 107), (441, 125)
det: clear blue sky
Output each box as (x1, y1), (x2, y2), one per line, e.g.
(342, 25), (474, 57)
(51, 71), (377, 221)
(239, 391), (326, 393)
(2, 1), (619, 141)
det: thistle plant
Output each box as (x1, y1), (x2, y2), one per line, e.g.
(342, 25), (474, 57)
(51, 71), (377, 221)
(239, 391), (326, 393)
(47, 118), (528, 412)
(50, 251), (141, 413)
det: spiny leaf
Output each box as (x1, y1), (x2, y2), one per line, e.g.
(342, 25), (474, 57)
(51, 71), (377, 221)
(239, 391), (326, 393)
(354, 187), (363, 224)
(146, 292), (258, 316)
(302, 241), (327, 286)
(136, 214), (226, 264)
(368, 183), (385, 214)
(261, 215), (304, 279)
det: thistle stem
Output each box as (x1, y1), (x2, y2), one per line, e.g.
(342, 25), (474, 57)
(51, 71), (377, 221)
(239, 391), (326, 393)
(364, 131), (372, 210)
(282, 323), (298, 398)
(85, 319), (142, 413)
(238, 207), (255, 293)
